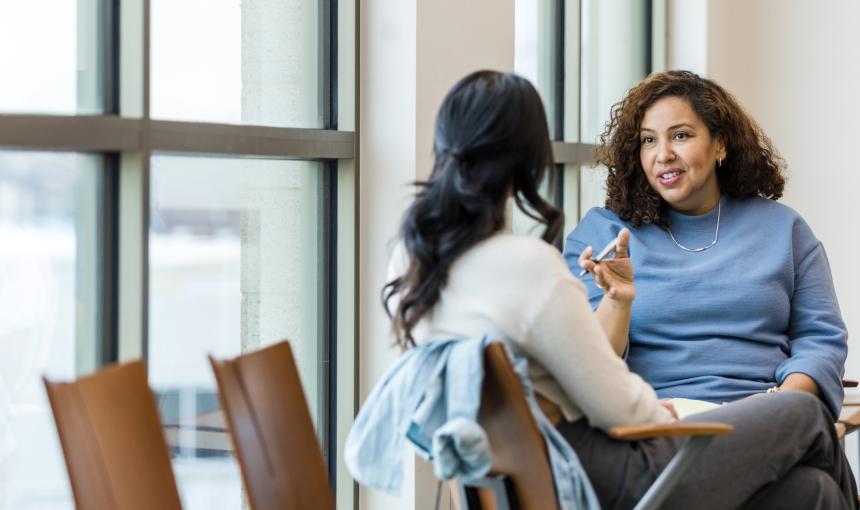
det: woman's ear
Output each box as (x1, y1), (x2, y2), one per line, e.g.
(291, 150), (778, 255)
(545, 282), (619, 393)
(717, 137), (727, 162)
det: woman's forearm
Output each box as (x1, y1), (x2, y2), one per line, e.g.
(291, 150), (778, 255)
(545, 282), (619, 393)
(595, 295), (632, 357)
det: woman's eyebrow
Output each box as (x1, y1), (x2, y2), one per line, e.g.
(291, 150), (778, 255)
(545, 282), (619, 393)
(639, 123), (695, 133)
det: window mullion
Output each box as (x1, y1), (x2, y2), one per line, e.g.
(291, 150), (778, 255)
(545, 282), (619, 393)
(117, 0), (149, 363)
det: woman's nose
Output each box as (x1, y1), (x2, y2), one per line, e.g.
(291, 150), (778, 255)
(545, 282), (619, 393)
(656, 140), (675, 164)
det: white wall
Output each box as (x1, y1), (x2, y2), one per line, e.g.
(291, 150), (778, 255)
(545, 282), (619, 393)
(358, 1), (514, 509)
(358, 0), (417, 507)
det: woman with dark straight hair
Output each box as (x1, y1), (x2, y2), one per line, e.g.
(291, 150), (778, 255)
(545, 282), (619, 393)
(382, 70), (856, 509)
(384, 70), (562, 347)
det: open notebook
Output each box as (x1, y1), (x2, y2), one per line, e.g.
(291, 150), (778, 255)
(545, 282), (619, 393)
(667, 398), (722, 419)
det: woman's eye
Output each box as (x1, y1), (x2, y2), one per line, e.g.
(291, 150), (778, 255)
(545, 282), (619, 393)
(641, 136), (654, 144)
(674, 132), (688, 140)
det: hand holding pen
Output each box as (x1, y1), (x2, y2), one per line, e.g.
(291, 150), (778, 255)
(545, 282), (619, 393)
(578, 237), (619, 277)
(577, 228), (635, 303)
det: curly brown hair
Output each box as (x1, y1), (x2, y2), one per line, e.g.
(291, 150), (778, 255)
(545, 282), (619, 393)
(596, 70), (786, 227)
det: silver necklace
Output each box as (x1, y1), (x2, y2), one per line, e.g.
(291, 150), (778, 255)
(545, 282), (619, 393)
(666, 199), (721, 253)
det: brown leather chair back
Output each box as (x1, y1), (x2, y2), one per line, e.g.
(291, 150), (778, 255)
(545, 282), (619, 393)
(43, 361), (183, 510)
(209, 340), (335, 510)
(472, 342), (560, 510)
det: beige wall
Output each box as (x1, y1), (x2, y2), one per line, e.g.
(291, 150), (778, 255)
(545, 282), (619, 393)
(703, 0), (860, 381)
(358, 1), (514, 508)
(667, 0), (707, 75)
(677, 0), (860, 480)
(669, 1), (860, 473)
(416, 1), (515, 181)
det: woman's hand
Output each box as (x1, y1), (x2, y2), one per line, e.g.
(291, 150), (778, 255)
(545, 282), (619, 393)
(659, 399), (679, 421)
(578, 228), (636, 304)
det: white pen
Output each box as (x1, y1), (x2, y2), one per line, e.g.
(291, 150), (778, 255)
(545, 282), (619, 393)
(578, 237), (619, 277)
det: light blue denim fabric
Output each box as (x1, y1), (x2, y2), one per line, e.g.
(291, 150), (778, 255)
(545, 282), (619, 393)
(345, 337), (489, 493)
(344, 337), (599, 510)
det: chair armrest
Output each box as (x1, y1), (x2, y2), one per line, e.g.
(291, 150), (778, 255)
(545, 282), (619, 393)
(837, 408), (860, 439)
(843, 379), (858, 388)
(624, 424), (732, 510)
(608, 422), (734, 440)
(839, 409), (860, 429)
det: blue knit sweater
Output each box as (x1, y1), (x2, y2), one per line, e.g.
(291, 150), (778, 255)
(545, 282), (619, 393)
(563, 195), (847, 417)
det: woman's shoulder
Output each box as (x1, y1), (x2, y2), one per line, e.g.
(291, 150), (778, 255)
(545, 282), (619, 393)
(580, 206), (626, 225)
(462, 234), (571, 278)
(390, 234), (568, 278)
(735, 195), (799, 216)
(565, 207), (627, 251)
(474, 233), (564, 261)
(732, 196), (812, 231)
(731, 196), (821, 250)
(457, 234), (586, 304)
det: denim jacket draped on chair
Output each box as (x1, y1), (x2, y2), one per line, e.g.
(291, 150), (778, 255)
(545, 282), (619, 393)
(345, 336), (599, 510)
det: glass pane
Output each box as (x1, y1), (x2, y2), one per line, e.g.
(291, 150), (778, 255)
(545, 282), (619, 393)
(514, 0), (560, 139)
(149, 154), (325, 509)
(0, 151), (101, 509)
(0, 0), (106, 114)
(559, 163), (608, 236)
(563, 0), (581, 143)
(151, 0), (323, 128)
(580, 0), (648, 143)
(579, 164), (608, 215)
(562, 164), (581, 236)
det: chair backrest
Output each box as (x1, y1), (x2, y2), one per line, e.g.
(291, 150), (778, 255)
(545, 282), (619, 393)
(469, 342), (560, 510)
(209, 340), (335, 510)
(43, 361), (183, 510)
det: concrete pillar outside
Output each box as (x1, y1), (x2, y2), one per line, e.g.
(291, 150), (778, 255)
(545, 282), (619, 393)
(240, 0), (323, 423)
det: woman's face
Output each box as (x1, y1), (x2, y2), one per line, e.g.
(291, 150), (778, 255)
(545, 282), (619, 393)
(639, 96), (725, 215)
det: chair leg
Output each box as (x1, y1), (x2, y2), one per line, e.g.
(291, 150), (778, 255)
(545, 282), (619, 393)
(634, 435), (716, 510)
(459, 475), (518, 510)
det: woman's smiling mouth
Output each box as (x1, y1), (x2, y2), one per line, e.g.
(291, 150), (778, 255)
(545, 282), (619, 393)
(658, 169), (684, 185)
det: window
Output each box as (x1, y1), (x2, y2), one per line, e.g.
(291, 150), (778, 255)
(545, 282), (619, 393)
(515, 0), (666, 238)
(149, 155), (326, 507)
(0, 0), (108, 114)
(0, 151), (102, 508)
(0, 0), (356, 508)
(577, 0), (654, 219)
(151, 0), (323, 128)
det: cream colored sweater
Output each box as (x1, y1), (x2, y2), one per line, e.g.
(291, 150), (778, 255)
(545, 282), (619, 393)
(387, 233), (671, 429)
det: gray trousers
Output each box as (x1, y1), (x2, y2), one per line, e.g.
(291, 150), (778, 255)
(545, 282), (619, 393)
(560, 392), (858, 510)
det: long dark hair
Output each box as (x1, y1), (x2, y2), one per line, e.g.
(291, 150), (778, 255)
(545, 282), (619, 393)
(598, 70), (786, 227)
(382, 70), (563, 348)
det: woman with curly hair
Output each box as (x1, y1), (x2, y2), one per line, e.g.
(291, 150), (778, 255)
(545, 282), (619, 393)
(563, 70), (848, 419)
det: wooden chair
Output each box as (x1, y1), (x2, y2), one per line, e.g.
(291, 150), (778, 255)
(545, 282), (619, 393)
(43, 361), (183, 510)
(456, 342), (733, 510)
(208, 341), (334, 510)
